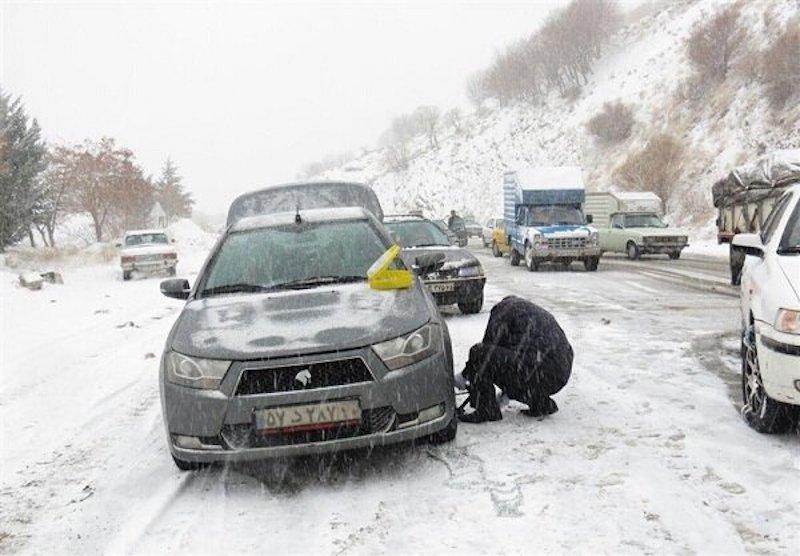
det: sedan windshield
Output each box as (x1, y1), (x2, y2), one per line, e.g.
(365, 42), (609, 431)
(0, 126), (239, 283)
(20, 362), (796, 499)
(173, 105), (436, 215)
(624, 214), (666, 228)
(385, 220), (451, 248)
(125, 233), (168, 246)
(779, 201), (800, 253)
(526, 206), (584, 226)
(201, 219), (388, 296)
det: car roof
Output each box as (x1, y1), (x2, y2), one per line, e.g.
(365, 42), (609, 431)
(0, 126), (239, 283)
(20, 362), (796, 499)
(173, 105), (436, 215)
(124, 229), (167, 236)
(230, 206), (375, 233)
(383, 214), (429, 223)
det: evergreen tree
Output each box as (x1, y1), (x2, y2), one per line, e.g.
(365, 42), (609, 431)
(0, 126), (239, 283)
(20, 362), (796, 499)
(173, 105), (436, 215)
(155, 159), (193, 223)
(0, 89), (47, 251)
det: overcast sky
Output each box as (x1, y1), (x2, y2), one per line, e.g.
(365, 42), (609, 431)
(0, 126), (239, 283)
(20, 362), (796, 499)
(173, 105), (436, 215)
(2, 1), (577, 214)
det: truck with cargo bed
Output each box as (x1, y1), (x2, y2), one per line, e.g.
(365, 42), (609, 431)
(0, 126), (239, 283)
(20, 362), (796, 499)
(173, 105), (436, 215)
(584, 191), (689, 260)
(503, 167), (600, 271)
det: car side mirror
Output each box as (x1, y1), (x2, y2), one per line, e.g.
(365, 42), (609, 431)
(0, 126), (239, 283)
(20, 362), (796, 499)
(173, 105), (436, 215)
(160, 278), (191, 299)
(732, 233), (764, 258)
(415, 253), (446, 275)
(586, 214), (593, 224)
(115, 242), (122, 248)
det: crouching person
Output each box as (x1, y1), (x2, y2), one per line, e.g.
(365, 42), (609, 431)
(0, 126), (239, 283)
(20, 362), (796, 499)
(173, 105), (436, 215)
(458, 296), (573, 423)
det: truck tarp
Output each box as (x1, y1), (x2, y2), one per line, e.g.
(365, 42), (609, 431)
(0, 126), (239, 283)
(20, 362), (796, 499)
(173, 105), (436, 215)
(713, 149), (800, 208)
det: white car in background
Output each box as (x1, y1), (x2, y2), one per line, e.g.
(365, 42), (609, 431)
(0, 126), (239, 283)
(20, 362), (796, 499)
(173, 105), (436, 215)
(733, 184), (800, 433)
(119, 229), (178, 281)
(482, 218), (502, 247)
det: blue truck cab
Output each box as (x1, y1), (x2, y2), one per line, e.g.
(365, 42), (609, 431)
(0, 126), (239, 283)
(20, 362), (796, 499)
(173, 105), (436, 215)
(503, 167), (600, 271)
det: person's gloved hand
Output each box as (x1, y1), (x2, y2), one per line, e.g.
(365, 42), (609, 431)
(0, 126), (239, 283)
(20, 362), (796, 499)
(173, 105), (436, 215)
(453, 371), (468, 390)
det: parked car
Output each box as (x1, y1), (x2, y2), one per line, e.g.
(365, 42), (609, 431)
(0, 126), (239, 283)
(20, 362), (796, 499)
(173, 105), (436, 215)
(159, 183), (457, 470)
(733, 183), (800, 434)
(384, 215), (485, 314)
(482, 218), (502, 247)
(464, 219), (483, 238)
(432, 219), (458, 245)
(491, 220), (511, 257)
(446, 216), (469, 247)
(118, 229), (177, 281)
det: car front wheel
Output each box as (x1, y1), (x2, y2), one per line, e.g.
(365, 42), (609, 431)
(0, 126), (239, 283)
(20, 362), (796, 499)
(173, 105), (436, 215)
(123, 270), (132, 281)
(584, 256), (599, 271)
(668, 251), (681, 260)
(524, 244), (539, 272)
(626, 241), (640, 260)
(428, 415), (457, 444)
(741, 327), (797, 434)
(492, 241), (502, 257)
(172, 455), (207, 471)
(458, 292), (483, 314)
(510, 248), (521, 266)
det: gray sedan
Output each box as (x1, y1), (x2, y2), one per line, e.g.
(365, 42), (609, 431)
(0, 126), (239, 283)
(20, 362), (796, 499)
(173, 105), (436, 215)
(158, 207), (456, 469)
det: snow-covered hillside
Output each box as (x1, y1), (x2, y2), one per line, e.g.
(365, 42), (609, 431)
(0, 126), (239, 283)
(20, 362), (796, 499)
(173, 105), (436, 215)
(317, 0), (800, 239)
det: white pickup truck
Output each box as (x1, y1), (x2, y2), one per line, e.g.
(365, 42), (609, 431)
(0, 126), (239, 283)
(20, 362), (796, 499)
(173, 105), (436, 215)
(118, 229), (178, 281)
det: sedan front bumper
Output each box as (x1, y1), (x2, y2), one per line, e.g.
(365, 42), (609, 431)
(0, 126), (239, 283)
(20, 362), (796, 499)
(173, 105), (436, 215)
(756, 324), (800, 405)
(160, 345), (456, 462)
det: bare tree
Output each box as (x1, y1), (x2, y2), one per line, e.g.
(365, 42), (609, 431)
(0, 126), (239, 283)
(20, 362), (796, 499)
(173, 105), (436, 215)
(761, 23), (800, 108)
(613, 133), (685, 202)
(686, 4), (745, 81)
(586, 101), (635, 143)
(444, 107), (463, 134)
(412, 105), (440, 149)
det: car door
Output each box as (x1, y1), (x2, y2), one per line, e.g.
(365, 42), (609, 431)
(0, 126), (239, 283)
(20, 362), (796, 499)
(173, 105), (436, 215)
(607, 214), (624, 252)
(741, 193), (792, 323)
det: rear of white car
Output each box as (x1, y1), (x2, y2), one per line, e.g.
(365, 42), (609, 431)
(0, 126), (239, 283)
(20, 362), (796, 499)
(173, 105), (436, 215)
(119, 230), (178, 281)
(734, 184), (800, 433)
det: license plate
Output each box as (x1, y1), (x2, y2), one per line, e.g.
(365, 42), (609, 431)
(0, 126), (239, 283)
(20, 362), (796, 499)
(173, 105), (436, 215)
(428, 282), (455, 293)
(253, 400), (362, 434)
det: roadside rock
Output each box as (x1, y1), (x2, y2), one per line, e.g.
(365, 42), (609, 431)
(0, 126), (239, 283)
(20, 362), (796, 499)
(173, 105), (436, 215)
(19, 272), (43, 290)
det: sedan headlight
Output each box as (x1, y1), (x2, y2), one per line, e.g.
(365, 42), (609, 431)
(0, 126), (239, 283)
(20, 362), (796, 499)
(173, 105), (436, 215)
(165, 352), (231, 389)
(372, 323), (441, 370)
(775, 309), (800, 335)
(458, 265), (483, 278)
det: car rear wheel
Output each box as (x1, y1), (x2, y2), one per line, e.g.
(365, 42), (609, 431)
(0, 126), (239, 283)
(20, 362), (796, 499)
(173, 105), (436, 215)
(428, 415), (457, 444)
(626, 242), (640, 260)
(741, 327), (797, 434)
(492, 241), (502, 257)
(668, 251), (681, 260)
(458, 292), (483, 314)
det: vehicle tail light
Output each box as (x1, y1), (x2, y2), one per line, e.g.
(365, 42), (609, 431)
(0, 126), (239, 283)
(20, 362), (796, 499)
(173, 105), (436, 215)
(163, 252), (177, 260)
(121, 256), (135, 264)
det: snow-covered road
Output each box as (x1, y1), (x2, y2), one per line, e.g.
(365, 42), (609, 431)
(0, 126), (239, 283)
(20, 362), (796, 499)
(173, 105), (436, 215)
(1, 239), (799, 554)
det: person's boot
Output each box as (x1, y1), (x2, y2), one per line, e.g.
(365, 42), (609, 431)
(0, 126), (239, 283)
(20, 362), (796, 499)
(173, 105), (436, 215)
(521, 397), (558, 417)
(458, 410), (502, 424)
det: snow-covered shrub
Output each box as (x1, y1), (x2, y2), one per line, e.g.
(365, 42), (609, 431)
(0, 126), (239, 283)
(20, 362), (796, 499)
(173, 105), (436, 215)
(761, 23), (800, 109)
(613, 133), (685, 203)
(586, 101), (635, 144)
(686, 3), (745, 82)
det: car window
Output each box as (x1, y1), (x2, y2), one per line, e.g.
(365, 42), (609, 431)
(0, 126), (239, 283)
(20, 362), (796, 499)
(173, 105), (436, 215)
(385, 220), (450, 248)
(202, 219), (388, 293)
(125, 233), (168, 246)
(760, 193), (791, 245)
(778, 194), (799, 253)
(611, 215), (624, 228)
(527, 206), (583, 226)
(624, 214), (665, 228)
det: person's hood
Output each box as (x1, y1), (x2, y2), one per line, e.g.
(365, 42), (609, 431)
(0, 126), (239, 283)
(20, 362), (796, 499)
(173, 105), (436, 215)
(120, 244), (176, 257)
(169, 282), (431, 360)
(531, 224), (595, 236)
(628, 227), (690, 237)
(777, 256), (800, 302)
(398, 245), (480, 270)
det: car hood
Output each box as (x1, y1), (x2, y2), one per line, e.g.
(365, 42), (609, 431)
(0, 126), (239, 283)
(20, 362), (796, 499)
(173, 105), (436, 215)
(630, 228), (690, 237)
(778, 256), (800, 302)
(532, 224), (595, 237)
(169, 282), (431, 360)
(398, 245), (480, 270)
(120, 245), (175, 257)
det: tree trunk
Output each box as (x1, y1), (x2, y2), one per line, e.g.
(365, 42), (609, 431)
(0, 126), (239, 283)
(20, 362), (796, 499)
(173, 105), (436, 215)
(28, 227), (37, 248)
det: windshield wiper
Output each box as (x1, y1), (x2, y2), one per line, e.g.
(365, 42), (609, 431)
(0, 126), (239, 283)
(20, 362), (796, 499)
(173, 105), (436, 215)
(410, 243), (449, 248)
(272, 275), (366, 290)
(777, 246), (800, 255)
(200, 283), (272, 297)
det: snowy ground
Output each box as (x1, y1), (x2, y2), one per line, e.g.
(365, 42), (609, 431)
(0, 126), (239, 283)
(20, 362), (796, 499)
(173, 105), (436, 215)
(1, 236), (799, 554)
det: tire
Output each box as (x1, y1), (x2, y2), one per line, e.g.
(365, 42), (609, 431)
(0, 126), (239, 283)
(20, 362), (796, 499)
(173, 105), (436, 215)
(428, 415), (458, 444)
(524, 244), (538, 272)
(668, 251), (681, 260)
(509, 248), (521, 266)
(167, 266), (177, 276)
(492, 241), (502, 257)
(172, 455), (206, 471)
(560, 260), (571, 270)
(123, 270), (132, 281)
(741, 327), (797, 434)
(626, 241), (640, 260)
(458, 292), (483, 314)
(583, 256), (599, 271)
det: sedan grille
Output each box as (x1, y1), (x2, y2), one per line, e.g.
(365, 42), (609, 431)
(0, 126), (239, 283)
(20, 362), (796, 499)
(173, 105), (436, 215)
(235, 358), (373, 396)
(546, 237), (586, 250)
